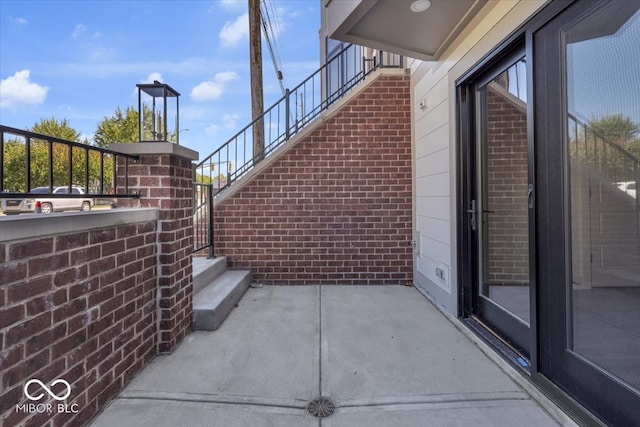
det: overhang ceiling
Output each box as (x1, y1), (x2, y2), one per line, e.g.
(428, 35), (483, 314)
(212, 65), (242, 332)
(326, 0), (487, 61)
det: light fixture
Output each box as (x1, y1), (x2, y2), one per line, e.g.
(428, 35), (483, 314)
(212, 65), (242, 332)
(410, 0), (431, 13)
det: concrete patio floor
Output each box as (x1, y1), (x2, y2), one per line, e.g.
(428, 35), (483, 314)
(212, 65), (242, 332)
(91, 285), (574, 426)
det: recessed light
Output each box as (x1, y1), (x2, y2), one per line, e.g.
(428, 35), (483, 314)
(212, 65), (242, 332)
(410, 0), (431, 13)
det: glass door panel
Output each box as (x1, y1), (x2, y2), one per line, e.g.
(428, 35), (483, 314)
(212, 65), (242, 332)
(534, 1), (640, 424)
(478, 59), (531, 326)
(467, 48), (532, 357)
(566, 3), (640, 392)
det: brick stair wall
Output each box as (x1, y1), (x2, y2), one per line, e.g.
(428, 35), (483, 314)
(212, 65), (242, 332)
(214, 73), (413, 285)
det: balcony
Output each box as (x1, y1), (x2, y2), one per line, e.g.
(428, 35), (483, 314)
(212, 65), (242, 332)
(322, 0), (487, 60)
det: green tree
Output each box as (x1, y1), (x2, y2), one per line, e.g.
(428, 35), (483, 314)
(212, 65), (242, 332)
(571, 114), (640, 183)
(32, 117), (83, 142)
(3, 139), (32, 192)
(588, 114), (639, 147)
(94, 106), (139, 147)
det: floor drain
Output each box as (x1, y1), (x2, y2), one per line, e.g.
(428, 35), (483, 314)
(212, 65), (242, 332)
(306, 397), (335, 418)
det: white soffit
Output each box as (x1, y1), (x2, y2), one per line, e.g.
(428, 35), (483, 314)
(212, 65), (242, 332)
(330, 0), (487, 61)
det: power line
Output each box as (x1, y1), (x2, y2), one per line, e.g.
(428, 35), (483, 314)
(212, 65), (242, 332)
(260, 0), (287, 95)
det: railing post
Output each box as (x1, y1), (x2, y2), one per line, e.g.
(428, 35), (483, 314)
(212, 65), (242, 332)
(208, 183), (214, 259)
(285, 88), (291, 140)
(25, 136), (31, 192)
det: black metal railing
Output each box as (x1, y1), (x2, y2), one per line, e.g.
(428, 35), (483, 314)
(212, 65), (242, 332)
(194, 43), (403, 190)
(0, 125), (140, 199)
(193, 182), (214, 256)
(568, 113), (640, 196)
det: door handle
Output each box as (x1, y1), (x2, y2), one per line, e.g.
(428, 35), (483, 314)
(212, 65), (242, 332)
(467, 200), (477, 231)
(528, 184), (534, 209)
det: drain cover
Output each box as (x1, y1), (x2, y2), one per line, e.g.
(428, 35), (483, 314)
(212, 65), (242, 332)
(306, 397), (335, 418)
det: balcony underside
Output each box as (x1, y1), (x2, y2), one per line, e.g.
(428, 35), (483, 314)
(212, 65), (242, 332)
(324, 0), (487, 61)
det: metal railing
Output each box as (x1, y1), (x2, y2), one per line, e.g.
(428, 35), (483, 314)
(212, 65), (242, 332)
(0, 125), (140, 199)
(192, 44), (403, 254)
(194, 43), (403, 189)
(193, 183), (214, 256)
(568, 113), (640, 195)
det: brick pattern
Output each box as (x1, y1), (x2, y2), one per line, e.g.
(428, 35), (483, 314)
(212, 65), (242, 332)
(214, 74), (413, 285)
(486, 85), (529, 284)
(118, 154), (193, 353)
(0, 221), (157, 427)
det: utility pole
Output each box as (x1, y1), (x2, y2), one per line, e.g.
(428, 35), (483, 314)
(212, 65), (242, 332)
(249, 0), (264, 162)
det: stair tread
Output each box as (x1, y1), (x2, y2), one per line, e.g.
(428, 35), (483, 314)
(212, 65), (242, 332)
(193, 256), (227, 295)
(194, 270), (251, 307)
(193, 270), (251, 331)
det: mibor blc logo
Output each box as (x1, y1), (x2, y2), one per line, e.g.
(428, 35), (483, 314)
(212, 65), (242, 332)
(16, 379), (79, 415)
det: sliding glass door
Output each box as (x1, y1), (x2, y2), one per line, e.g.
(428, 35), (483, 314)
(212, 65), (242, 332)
(535, 1), (640, 424)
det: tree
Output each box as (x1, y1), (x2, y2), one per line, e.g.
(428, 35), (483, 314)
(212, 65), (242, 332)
(572, 114), (640, 183)
(3, 118), (84, 191)
(30, 117), (98, 188)
(1, 117), (113, 193)
(32, 117), (83, 142)
(588, 114), (639, 147)
(94, 106), (139, 148)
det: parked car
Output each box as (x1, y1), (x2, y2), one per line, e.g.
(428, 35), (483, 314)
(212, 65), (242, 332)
(1, 186), (94, 214)
(616, 181), (637, 199)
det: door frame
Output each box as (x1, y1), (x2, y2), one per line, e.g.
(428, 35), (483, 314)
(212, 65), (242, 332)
(456, 0), (574, 374)
(456, 0), (640, 424)
(457, 39), (534, 361)
(533, 0), (640, 424)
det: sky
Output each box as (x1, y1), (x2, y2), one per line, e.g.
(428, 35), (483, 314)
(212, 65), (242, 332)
(0, 0), (321, 157)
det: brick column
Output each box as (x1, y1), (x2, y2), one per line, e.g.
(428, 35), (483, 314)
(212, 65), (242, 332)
(111, 142), (198, 353)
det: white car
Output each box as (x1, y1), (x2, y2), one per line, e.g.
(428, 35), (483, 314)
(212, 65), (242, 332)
(616, 181), (637, 199)
(1, 186), (94, 214)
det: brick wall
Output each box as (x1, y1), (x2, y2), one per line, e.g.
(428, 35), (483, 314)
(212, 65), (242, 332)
(0, 213), (157, 427)
(116, 148), (195, 353)
(214, 73), (413, 285)
(486, 84), (529, 284)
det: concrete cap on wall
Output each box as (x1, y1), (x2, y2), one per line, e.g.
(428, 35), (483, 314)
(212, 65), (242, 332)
(108, 142), (199, 161)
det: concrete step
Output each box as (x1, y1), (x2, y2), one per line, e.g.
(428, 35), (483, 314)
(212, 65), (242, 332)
(193, 256), (227, 295)
(193, 270), (252, 331)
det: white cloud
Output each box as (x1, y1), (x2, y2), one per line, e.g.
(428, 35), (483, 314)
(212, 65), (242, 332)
(190, 71), (239, 102)
(10, 16), (28, 25)
(208, 0), (247, 13)
(214, 71), (238, 83)
(0, 70), (48, 109)
(205, 113), (240, 134)
(37, 58), (243, 79)
(222, 113), (239, 128)
(140, 72), (164, 83)
(205, 123), (221, 133)
(72, 23), (87, 37)
(219, 13), (248, 47)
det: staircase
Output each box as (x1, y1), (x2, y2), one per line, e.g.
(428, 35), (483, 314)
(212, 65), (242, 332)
(192, 257), (251, 331)
(569, 113), (640, 288)
(190, 44), (405, 310)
